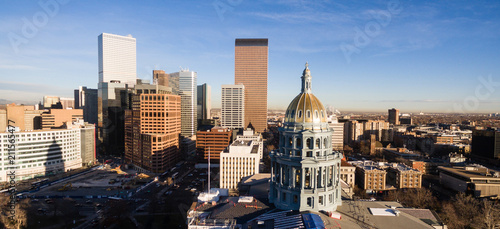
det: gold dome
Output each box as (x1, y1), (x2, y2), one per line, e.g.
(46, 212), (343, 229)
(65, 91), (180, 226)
(285, 63), (327, 124)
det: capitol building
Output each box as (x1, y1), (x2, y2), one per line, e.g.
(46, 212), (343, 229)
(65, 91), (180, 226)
(269, 63), (343, 212)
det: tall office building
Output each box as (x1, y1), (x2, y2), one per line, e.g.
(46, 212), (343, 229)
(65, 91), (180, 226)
(153, 70), (169, 87)
(328, 115), (344, 151)
(170, 69), (197, 137)
(124, 83), (181, 173)
(197, 83), (211, 122)
(43, 96), (60, 109)
(388, 108), (400, 125)
(221, 84), (245, 129)
(98, 33), (137, 85)
(235, 38), (268, 133)
(75, 86), (98, 125)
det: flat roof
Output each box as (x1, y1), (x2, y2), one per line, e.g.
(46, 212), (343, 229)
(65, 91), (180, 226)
(438, 166), (500, 180)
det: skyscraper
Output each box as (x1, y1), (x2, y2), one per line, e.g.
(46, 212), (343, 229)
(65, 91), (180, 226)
(197, 83), (211, 122)
(170, 69), (197, 137)
(221, 84), (245, 129)
(75, 86), (98, 125)
(235, 38), (268, 133)
(98, 33), (137, 85)
(388, 108), (400, 125)
(124, 84), (181, 173)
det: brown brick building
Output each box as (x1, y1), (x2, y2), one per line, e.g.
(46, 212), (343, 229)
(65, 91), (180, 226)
(196, 127), (232, 161)
(125, 93), (181, 173)
(387, 164), (422, 189)
(235, 38), (268, 133)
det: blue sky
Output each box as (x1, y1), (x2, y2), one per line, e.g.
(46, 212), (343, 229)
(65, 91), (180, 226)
(1, 0), (499, 113)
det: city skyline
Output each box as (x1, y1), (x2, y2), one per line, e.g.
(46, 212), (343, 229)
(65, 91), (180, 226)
(1, 1), (500, 113)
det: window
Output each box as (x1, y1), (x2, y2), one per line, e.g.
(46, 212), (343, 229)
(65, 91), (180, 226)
(293, 195), (298, 204)
(315, 139), (320, 148)
(306, 138), (312, 149)
(296, 138), (302, 148)
(319, 196), (323, 205)
(307, 151), (312, 157)
(282, 192), (287, 201)
(306, 110), (311, 118)
(298, 110), (302, 118)
(289, 137), (293, 146)
(307, 197), (313, 207)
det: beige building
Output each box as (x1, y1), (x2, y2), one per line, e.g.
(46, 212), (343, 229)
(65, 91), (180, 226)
(439, 165), (500, 198)
(41, 109), (83, 129)
(387, 164), (422, 189)
(0, 104), (44, 131)
(351, 161), (387, 191)
(340, 160), (355, 188)
(220, 136), (262, 190)
(235, 38), (268, 133)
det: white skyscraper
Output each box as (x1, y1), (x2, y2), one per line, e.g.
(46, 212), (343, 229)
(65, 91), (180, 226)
(170, 69), (197, 137)
(98, 33), (137, 85)
(221, 84), (245, 129)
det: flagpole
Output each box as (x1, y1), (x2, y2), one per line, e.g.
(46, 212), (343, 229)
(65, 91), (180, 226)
(208, 146), (210, 193)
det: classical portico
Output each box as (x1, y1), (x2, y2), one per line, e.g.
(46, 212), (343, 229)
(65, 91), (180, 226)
(269, 63), (342, 212)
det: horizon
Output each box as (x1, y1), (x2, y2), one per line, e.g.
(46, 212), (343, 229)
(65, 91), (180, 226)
(1, 1), (499, 113)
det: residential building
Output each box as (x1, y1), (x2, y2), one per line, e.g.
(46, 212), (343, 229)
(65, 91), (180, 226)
(363, 120), (389, 141)
(235, 38), (268, 133)
(98, 33), (136, 86)
(340, 160), (355, 188)
(41, 109), (83, 129)
(353, 162), (387, 191)
(269, 64), (342, 212)
(196, 127), (232, 161)
(124, 84), (180, 173)
(74, 86), (98, 125)
(220, 138), (261, 190)
(387, 164), (422, 189)
(170, 69), (197, 137)
(388, 108), (400, 125)
(197, 83), (211, 123)
(221, 84), (245, 129)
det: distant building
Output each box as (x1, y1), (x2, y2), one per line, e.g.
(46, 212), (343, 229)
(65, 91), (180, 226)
(0, 120), (94, 181)
(153, 70), (169, 87)
(363, 120), (389, 141)
(387, 164), (422, 189)
(197, 83), (211, 123)
(0, 104), (43, 131)
(43, 96), (60, 109)
(41, 109), (83, 129)
(220, 137), (261, 190)
(196, 127), (232, 161)
(74, 86), (98, 125)
(170, 69), (197, 137)
(471, 129), (500, 160)
(439, 165), (500, 198)
(388, 108), (400, 125)
(98, 33), (137, 86)
(400, 116), (412, 125)
(328, 115), (344, 151)
(221, 84), (245, 129)
(59, 97), (74, 109)
(410, 159), (446, 175)
(235, 38), (268, 133)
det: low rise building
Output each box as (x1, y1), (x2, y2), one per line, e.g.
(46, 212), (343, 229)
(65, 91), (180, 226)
(340, 160), (355, 188)
(220, 138), (261, 190)
(0, 120), (94, 181)
(351, 161), (387, 191)
(196, 127), (232, 161)
(438, 165), (500, 198)
(387, 164), (422, 189)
